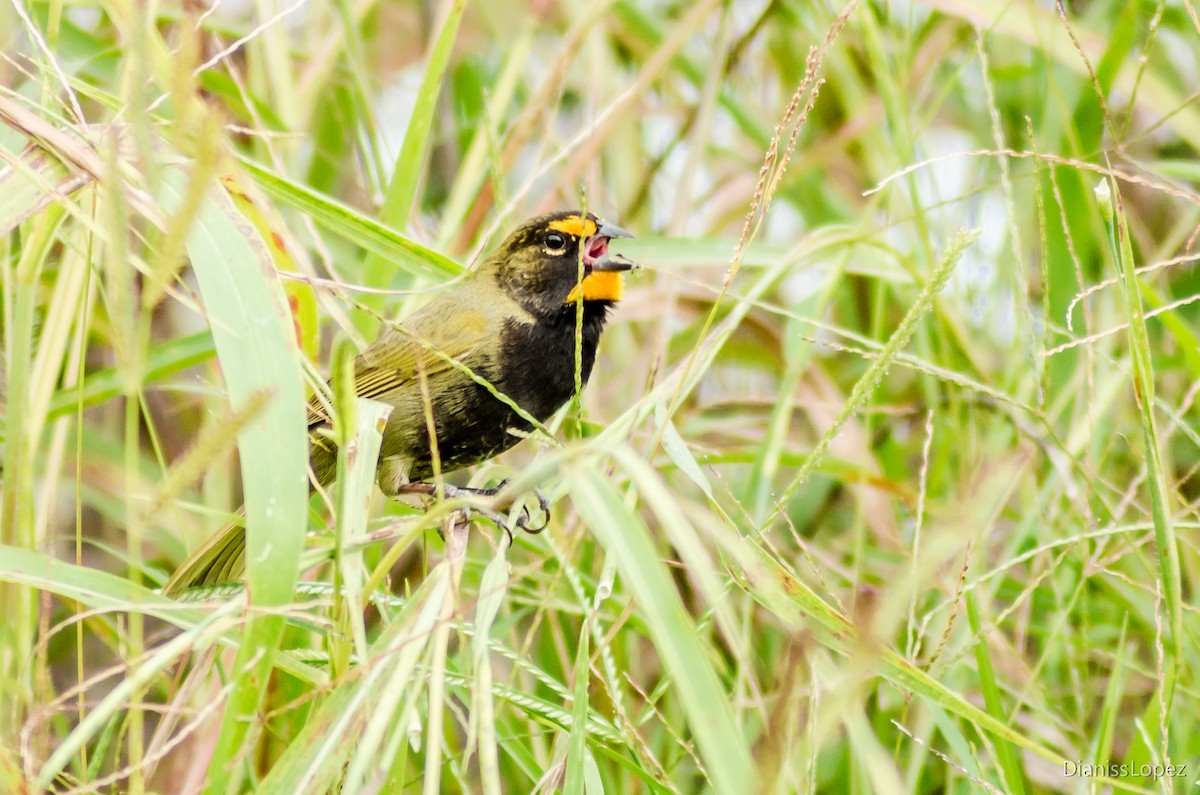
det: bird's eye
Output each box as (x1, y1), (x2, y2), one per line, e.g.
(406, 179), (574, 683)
(544, 232), (567, 252)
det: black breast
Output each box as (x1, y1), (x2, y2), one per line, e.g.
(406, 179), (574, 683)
(496, 304), (610, 419)
(408, 303), (612, 480)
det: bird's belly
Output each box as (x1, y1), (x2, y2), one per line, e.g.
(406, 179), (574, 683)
(383, 313), (604, 483)
(432, 386), (532, 475)
(394, 380), (548, 482)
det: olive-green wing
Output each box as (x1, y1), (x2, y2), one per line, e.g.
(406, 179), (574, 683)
(166, 298), (495, 596)
(306, 300), (493, 428)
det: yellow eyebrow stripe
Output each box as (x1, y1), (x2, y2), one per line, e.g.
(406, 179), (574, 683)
(547, 215), (597, 238)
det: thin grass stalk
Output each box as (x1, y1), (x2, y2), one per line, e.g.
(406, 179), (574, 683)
(359, 0), (467, 311)
(2, 202), (67, 743)
(1096, 178), (1181, 715)
(762, 228), (981, 533)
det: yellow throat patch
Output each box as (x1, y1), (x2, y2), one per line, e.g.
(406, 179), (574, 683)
(567, 271), (623, 303)
(550, 215), (623, 302)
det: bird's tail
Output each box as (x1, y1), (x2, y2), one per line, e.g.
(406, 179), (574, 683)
(163, 509), (247, 597)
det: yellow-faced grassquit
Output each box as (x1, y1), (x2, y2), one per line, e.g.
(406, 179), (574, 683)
(164, 211), (635, 595)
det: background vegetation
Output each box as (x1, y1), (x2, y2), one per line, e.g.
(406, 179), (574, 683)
(3, 0), (1199, 792)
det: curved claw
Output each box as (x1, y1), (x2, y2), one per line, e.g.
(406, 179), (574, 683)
(517, 488), (551, 534)
(476, 480), (549, 537)
(395, 479), (548, 543)
(472, 505), (515, 546)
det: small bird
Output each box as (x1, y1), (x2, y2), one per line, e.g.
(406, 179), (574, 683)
(164, 211), (635, 595)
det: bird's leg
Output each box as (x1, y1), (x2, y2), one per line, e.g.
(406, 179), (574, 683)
(394, 481), (551, 539)
(394, 482), (512, 543)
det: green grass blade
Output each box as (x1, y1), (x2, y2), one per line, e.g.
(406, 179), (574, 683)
(765, 228), (981, 531)
(564, 621), (590, 795)
(258, 570), (449, 794)
(46, 332), (215, 421)
(471, 543), (510, 795)
(160, 167), (309, 793)
(567, 466), (756, 794)
(965, 591), (1029, 795)
(359, 0), (467, 300)
(238, 155), (461, 280)
(0, 544), (323, 683)
(738, 539), (1065, 766)
(1097, 178), (1181, 709)
(330, 394), (391, 674)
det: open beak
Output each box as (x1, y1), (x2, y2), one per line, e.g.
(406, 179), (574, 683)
(582, 222), (636, 271)
(598, 221), (634, 241)
(569, 221), (637, 303)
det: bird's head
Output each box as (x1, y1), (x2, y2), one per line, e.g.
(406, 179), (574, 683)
(486, 211), (636, 319)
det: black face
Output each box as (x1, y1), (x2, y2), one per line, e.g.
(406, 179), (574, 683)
(493, 211), (618, 319)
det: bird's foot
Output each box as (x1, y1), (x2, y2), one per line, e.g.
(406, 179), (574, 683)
(477, 480), (550, 537)
(395, 481), (551, 543)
